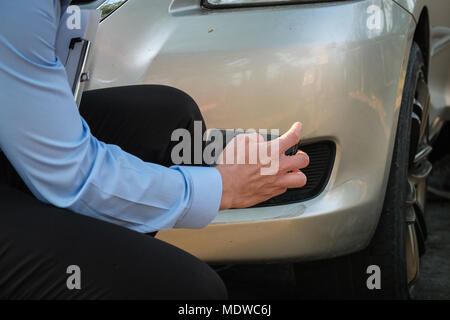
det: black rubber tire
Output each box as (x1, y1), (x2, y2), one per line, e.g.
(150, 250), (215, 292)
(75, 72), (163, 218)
(294, 42), (426, 299)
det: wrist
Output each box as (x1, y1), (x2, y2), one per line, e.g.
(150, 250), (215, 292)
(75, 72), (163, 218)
(216, 165), (234, 211)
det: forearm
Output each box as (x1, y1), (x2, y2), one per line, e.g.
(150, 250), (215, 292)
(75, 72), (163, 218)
(0, 0), (222, 233)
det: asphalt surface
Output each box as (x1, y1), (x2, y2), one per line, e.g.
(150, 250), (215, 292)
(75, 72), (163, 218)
(218, 197), (450, 300)
(414, 198), (450, 299)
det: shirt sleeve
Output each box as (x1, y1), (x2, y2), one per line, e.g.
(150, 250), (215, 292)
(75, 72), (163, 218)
(0, 0), (222, 233)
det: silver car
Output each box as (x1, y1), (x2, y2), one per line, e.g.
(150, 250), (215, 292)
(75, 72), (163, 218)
(81, 0), (450, 298)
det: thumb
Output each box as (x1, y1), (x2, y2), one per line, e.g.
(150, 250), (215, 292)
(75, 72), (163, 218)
(277, 122), (302, 153)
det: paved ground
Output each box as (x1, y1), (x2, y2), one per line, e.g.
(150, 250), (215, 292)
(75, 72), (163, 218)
(218, 197), (450, 300)
(414, 198), (450, 299)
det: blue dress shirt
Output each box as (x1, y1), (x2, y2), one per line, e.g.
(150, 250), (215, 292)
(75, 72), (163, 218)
(0, 0), (222, 233)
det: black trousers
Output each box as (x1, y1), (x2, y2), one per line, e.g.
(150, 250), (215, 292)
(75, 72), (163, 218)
(0, 85), (227, 299)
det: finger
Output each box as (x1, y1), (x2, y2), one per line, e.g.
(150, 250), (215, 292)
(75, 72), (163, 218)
(233, 132), (263, 146)
(232, 132), (265, 165)
(246, 132), (265, 143)
(256, 133), (265, 143)
(275, 122), (302, 153)
(280, 151), (310, 172)
(277, 171), (307, 189)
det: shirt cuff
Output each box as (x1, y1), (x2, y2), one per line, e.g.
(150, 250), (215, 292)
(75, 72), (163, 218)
(171, 166), (222, 229)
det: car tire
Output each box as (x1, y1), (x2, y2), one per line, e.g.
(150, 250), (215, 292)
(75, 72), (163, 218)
(294, 42), (430, 299)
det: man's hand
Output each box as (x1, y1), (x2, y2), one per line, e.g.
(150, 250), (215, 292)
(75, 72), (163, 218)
(215, 122), (309, 210)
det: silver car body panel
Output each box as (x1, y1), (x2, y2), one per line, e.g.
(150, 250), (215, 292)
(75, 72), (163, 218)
(85, 0), (449, 263)
(394, 0), (450, 135)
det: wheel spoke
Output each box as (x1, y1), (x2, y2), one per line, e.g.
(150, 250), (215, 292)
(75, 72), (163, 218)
(414, 144), (433, 165)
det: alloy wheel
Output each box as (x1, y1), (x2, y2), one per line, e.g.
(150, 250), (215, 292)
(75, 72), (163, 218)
(405, 71), (432, 288)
